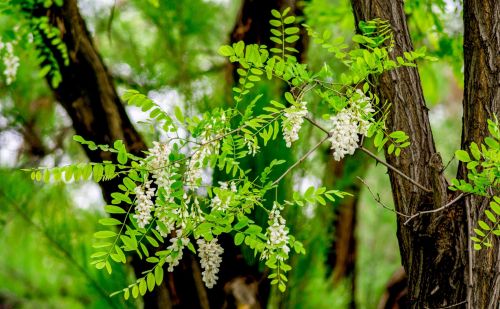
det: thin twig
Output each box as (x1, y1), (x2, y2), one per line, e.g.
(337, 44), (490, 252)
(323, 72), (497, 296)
(360, 147), (432, 193)
(442, 153), (455, 172)
(272, 135), (329, 186)
(403, 193), (465, 225)
(426, 300), (468, 309)
(357, 177), (412, 218)
(465, 198), (474, 309)
(305, 115), (330, 135)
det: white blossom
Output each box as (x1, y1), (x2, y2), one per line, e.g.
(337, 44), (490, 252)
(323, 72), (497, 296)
(282, 101), (308, 147)
(2, 42), (19, 85)
(165, 229), (190, 272)
(133, 180), (156, 228)
(328, 91), (375, 161)
(262, 203), (290, 261)
(244, 137), (260, 156)
(329, 110), (360, 161)
(350, 90), (375, 135)
(197, 238), (224, 288)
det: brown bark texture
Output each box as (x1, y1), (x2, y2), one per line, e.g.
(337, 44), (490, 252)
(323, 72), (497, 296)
(350, 0), (469, 307)
(27, 0), (209, 308)
(460, 1), (500, 308)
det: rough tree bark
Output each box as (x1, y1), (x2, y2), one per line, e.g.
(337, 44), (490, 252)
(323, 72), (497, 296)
(460, 1), (500, 307)
(350, 0), (469, 307)
(27, 0), (211, 308)
(351, 0), (500, 308)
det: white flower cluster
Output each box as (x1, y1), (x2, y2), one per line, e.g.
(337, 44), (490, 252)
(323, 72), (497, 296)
(262, 203), (290, 261)
(166, 230), (190, 272)
(244, 137), (260, 156)
(197, 238), (224, 288)
(210, 181), (237, 212)
(329, 90), (374, 161)
(0, 41), (20, 85)
(282, 101), (308, 147)
(133, 180), (156, 228)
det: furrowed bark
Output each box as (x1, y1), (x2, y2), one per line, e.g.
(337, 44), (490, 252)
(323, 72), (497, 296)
(350, 0), (468, 307)
(460, 1), (500, 308)
(27, 1), (208, 308)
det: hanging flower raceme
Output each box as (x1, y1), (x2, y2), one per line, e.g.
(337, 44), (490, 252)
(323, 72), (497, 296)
(329, 90), (374, 161)
(197, 238), (224, 288)
(329, 110), (360, 161)
(165, 229), (190, 272)
(282, 101), (308, 147)
(262, 203), (290, 261)
(1, 41), (20, 85)
(133, 180), (156, 228)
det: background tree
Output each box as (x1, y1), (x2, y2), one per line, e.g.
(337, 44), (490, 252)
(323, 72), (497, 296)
(351, 0), (498, 307)
(0, 0), (487, 308)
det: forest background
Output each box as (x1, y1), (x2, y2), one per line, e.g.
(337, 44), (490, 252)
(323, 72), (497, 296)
(0, 0), (468, 308)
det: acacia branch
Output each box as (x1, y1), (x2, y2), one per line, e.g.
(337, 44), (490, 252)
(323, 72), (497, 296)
(304, 116), (432, 192)
(272, 134), (330, 186)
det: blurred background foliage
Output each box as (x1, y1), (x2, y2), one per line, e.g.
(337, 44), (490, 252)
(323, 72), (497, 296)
(0, 0), (463, 308)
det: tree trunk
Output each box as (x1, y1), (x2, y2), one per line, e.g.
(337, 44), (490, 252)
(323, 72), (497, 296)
(460, 1), (500, 307)
(350, 1), (469, 307)
(27, 1), (209, 308)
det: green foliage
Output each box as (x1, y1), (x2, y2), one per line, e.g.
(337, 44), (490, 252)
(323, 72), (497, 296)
(21, 8), (428, 301)
(451, 118), (500, 249)
(1, 0), (69, 87)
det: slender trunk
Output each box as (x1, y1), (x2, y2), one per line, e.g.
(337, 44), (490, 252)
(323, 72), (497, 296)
(350, 1), (468, 307)
(27, 1), (210, 308)
(460, 1), (500, 307)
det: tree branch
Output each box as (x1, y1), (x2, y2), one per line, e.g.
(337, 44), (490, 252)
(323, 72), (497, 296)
(304, 115), (432, 192)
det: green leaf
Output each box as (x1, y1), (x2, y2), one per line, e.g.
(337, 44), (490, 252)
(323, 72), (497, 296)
(94, 231), (117, 238)
(146, 236), (159, 247)
(147, 273), (155, 292)
(234, 232), (245, 245)
(485, 210), (497, 223)
(283, 16), (295, 24)
(284, 27), (299, 35)
(285, 35), (299, 43)
(93, 164), (104, 182)
(455, 150), (471, 163)
(478, 220), (490, 230)
(155, 266), (164, 286)
(99, 218), (122, 226)
(271, 9), (281, 18)
(469, 142), (481, 160)
(139, 279), (147, 295)
(118, 151), (128, 165)
(284, 92), (295, 104)
(270, 20), (281, 27)
(174, 106), (184, 123)
(104, 205), (126, 214)
(218, 45), (234, 57)
(132, 285), (139, 298)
